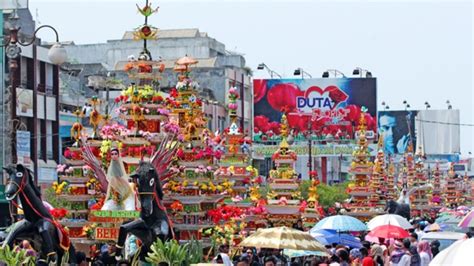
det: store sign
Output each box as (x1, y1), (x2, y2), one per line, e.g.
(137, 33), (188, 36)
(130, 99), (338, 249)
(95, 227), (119, 240)
(253, 143), (377, 158)
(90, 210), (140, 218)
(16, 130), (31, 165)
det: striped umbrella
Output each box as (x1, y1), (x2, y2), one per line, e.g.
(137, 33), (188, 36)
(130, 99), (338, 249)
(239, 226), (328, 252)
(313, 215), (368, 232)
(458, 210), (474, 228)
(367, 214), (413, 230)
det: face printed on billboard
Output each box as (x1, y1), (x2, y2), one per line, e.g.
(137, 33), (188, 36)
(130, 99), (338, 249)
(253, 78), (377, 141)
(377, 111), (418, 155)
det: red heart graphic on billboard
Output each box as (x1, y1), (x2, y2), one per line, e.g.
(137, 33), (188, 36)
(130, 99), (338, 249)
(303, 85), (348, 110)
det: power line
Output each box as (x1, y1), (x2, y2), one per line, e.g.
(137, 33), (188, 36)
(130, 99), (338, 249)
(415, 119), (474, 127)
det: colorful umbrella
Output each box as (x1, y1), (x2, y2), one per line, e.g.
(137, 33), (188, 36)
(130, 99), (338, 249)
(367, 214), (413, 230)
(310, 229), (362, 248)
(430, 238), (474, 265)
(283, 249), (329, 258)
(367, 225), (409, 239)
(313, 215), (368, 232)
(239, 226), (328, 252)
(458, 210), (474, 228)
(424, 223), (442, 232)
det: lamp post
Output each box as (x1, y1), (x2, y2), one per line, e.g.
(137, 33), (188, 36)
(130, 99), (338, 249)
(446, 100), (452, 109)
(256, 63), (282, 79)
(424, 101), (431, 110)
(381, 101), (390, 110)
(293, 68), (312, 79)
(403, 100), (410, 111)
(306, 118), (313, 179)
(322, 69), (346, 78)
(2, 9), (67, 167)
(352, 67), (372, 78)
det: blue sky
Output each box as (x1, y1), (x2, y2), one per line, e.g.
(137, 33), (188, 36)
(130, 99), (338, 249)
(27, 0), (473, 154)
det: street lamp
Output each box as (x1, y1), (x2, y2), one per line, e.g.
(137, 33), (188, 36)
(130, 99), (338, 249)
(2, 9), (67, 164)
(256, 63), (282, 79)
(446, 100), (452, 109)
(381, 101), (390, 110)
(322, 69), (346, 78)
(403, 100), (410, 111)
(293, 68), (312, 79)
(424, 101), (431, 109)
(352, 67), (372, 78)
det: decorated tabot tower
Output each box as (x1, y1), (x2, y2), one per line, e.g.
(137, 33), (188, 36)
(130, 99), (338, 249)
(461, 172), (473, 207)
(347, 113), (377, 220)
(164, 56), (223, 241)
(411, 154), (430, 216)
(217, 86), (266, 230)
(370, 136), (387, 209)
(54, 1), (171, 247)
(430, 163), (443, 207)
(443, 163), (458, 207)
(265, 114), (302, 227)
(386, 159), (397, 201)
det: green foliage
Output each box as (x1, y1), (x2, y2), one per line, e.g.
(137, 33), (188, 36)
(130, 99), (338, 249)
(317, 182), (349, 208)
(43, 187), (69, 209)
(146, 239), (187, 266)
(146, 238), (204, 266)
(0, 245), (35, 266)
(184, 238), (203, 265)
(299, 180), (312, 199)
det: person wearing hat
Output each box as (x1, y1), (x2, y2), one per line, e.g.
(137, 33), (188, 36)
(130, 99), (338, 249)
(370, 244), (384, 266)
(389, 240), (411, 266)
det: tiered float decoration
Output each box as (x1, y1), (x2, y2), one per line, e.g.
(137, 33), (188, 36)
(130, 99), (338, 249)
(55, 1), (169, 248)
(201, 87), (265, 249)
(213, 87), (267, 236)
(265, 114), (302, 227)
(347, 112), (379, 221)
(443, 163), (458, 207)
(461, 172), (473, 207)
(410, 154), (430, 216)
(386, 159), (397, 201)
(370, 136), (387, 209)
(164, 56), (223, 241)
(430, 163), (443, 207)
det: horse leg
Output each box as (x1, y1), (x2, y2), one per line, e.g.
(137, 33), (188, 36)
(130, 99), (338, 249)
(36, 220), (57, 264)
(116, 219), (151, 261)
(1, 219), (33, 248)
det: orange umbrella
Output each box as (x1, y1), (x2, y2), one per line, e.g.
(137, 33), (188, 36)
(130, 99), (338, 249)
(367, 225), (409, 239)
(176, 55), (198, 66)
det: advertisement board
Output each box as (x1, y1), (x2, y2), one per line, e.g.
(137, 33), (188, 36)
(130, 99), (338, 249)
(16, 88), (33, 117)
(377, 110), (418, 155)
(16, 130), (31, 165)
(253, 78), (377, 141)
(415, 109), (460, 155)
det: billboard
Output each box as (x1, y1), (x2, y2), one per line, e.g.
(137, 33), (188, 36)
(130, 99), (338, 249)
(377, 110), (418, 155)
(253, 78), (377, 141)
(415, 109), (460, 155)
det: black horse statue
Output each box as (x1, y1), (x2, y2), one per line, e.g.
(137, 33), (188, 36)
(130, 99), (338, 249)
(385, 200), (411, 221)
(115, 161), (174, 261)
(2, 164), (76, 265)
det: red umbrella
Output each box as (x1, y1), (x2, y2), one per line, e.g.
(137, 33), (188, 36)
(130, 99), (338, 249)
(367, 225), (409, 239)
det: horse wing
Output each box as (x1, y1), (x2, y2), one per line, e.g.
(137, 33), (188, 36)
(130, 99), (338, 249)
(81, 136), (108, 193)
(151, 134), (178, 182)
